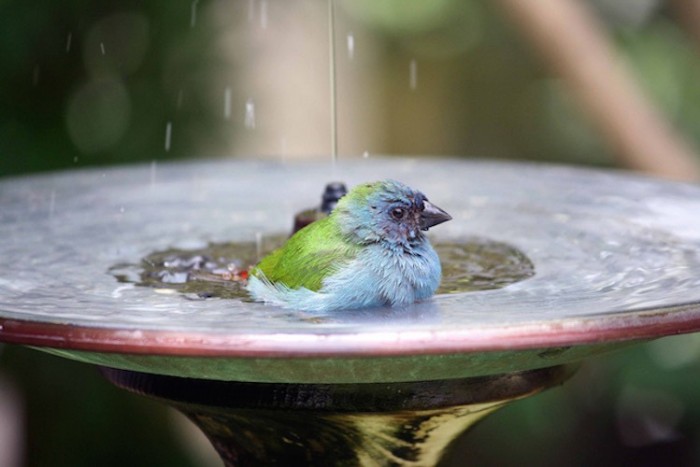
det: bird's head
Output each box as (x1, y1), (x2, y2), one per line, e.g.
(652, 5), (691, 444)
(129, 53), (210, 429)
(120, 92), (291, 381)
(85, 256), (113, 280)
(334, 180), (452, 246)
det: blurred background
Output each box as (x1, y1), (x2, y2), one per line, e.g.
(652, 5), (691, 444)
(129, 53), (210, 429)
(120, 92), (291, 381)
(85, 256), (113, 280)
(2, 0), (700, 465)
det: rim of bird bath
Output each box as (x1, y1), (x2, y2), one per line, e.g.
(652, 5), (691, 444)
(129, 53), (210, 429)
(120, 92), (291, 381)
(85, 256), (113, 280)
(2, 156), (700, 383)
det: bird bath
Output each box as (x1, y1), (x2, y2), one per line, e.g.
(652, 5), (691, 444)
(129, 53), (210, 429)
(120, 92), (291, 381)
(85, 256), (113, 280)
(2, 157), (700, 465)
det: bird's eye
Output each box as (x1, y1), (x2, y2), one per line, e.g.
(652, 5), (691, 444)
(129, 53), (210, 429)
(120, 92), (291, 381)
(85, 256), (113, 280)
(391, 207), (405, 220)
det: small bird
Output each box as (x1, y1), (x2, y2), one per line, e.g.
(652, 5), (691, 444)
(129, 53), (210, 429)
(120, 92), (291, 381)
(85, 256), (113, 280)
(246, 180), (452, 311)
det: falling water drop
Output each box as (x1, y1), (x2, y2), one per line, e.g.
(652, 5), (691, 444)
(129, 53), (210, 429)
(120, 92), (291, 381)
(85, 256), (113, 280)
(32, 65), (40, 86)
(328, 0), (338, 164)
(244, 98), (256, 129)
(224, 87), (232, 120)
(65, 32), (73, 53)
(362, 151), (370, 159)
(100, 42), (106, 55)
(409, 59), (417, 90)
(164, 122), (173, 152)
(190, 0), (199, 28)
(260, 0), (268, 29)
(347, 33), (355, 60)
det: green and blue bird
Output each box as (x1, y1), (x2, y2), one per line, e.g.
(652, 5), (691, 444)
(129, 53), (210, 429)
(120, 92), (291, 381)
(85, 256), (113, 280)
(246, 180), (452, 311)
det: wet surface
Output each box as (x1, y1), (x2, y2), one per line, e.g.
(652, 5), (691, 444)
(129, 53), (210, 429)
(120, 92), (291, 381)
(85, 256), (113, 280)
(1, 158), (700, 339)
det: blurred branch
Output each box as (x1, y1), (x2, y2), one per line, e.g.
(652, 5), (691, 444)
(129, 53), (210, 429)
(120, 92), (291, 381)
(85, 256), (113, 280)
(495, 0), (700, 181)
(668, 0), (700, 51)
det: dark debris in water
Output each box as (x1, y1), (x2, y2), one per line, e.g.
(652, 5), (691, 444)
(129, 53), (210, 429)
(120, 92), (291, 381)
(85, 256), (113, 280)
(109, 236), (535, 301)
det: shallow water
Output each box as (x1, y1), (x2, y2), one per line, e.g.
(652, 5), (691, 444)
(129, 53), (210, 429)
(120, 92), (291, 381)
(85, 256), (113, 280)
(111, 236), (535, 300)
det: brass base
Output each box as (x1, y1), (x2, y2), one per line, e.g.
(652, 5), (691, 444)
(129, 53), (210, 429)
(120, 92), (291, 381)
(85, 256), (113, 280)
(102, 365), (576, 466)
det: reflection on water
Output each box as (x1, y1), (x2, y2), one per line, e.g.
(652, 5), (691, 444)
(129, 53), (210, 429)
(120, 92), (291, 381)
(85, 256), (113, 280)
(110, 236), (535, 301)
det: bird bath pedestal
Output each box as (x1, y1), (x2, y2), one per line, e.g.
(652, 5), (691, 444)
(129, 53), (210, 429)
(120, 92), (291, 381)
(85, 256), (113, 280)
(2, 158), (700, 465)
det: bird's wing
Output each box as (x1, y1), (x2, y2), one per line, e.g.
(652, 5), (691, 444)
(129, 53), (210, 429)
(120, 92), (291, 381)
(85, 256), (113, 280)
(253, 217), (358, 292)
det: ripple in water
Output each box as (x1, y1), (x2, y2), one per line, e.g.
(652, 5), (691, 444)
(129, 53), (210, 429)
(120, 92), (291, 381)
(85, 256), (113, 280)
(110, 236), (535, 301)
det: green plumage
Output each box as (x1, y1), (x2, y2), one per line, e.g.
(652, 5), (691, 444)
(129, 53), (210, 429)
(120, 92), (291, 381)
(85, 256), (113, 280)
(252, 214), (359, 291)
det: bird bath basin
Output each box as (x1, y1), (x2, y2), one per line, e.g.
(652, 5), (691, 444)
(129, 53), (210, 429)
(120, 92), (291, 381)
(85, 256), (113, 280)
(2, 157), (700, 465)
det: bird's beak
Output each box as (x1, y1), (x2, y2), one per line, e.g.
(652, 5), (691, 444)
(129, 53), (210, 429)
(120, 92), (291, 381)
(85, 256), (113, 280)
(420, 201), (452, 231)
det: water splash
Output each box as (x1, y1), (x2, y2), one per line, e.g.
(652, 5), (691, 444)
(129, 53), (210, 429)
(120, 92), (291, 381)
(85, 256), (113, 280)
(244, 98), (256, 129)
(347, 33), (355, 60)
(224, 87), (232, 119)
(164, 122), (173, 152)
(65, 32), (73, 53)
(190, 0), (199, 28)
(409, 59), (417, 90)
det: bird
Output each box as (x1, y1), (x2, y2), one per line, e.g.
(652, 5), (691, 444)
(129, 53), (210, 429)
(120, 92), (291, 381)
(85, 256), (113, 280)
(246, 179), (452, 312)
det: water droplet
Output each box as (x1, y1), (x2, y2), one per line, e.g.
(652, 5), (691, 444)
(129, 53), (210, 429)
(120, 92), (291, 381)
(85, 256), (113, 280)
(409, 59), (417, 90)
(119, 206), (125, 214)
(65, 32), (73, 53)
(154, 288), (177, 295)
(363, 151), (370, 159)
(111, 284), (133, 299)
(328, 0), (338, 164)
(190, 0), (199, 28)
(260, 0), (268, 29)
(100, 42), (106, 55)
(164, 121), (173, 152)
(347, 33), (355, 60)
(244, 98), (256, 129)
(224, 87), (232, 119)
(32, 65), (40, 86)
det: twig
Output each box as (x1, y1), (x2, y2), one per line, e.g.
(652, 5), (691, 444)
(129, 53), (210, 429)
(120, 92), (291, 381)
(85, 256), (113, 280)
(495, 0), (700, 181)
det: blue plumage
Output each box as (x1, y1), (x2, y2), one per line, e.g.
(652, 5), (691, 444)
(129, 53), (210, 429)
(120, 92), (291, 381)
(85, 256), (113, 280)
(247, 180), (451, 311)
